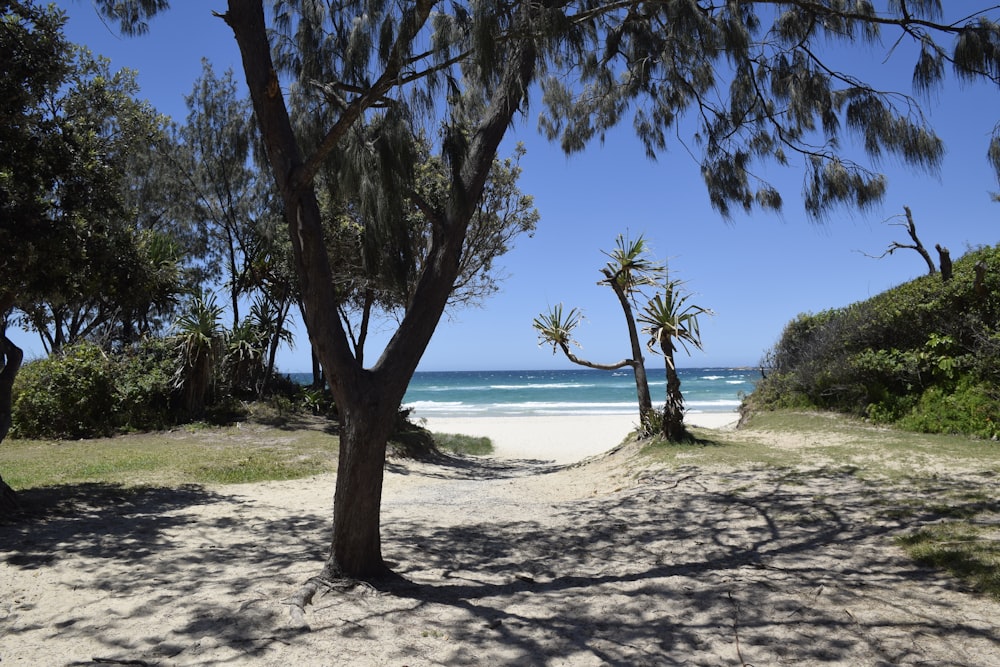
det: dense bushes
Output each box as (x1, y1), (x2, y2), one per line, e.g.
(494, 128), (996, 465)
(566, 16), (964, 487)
(748, 244), (1000, 439)
(11, 336), (328, 439)
(12, 340), (175, 439)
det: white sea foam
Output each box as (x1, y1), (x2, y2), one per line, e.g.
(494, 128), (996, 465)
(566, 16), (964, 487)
(488, 383), (596, 390)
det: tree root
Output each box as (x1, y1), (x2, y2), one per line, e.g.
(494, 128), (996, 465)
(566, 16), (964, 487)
(283, 573), (370, 629)
(284, 565), (408, 629)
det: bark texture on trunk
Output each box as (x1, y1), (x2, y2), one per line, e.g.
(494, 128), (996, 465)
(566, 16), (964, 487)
(662, 342), (686, 442)
(327, 388), (394, 578)
(1, 334), (24, 515)
(604, 272), (654, 427)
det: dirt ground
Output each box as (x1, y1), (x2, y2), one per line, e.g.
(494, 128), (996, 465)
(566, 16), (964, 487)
(2, 422), (999, 666)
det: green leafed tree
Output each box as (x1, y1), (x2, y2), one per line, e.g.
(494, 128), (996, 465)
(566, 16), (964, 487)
(177, 60), (281, 329)
(9, 48), (179, 353)
(0, 1), (179, 512)
(92, 1), (1000, 596)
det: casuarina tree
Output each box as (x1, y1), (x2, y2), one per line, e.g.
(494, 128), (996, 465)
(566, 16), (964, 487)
(92, 1), (1000, 605)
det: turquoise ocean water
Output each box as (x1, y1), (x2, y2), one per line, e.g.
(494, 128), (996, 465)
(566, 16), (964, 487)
(292, 368), (756, 419)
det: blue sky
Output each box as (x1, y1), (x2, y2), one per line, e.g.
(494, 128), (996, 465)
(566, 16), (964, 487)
(14, 2), (998, 372)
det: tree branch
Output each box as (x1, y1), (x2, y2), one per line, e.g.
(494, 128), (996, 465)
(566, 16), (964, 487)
(558, 341), (636, 371)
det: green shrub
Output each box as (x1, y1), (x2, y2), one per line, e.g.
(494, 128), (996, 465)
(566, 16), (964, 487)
(113, 337), (176, 432)
(12, 338), (180, 439)
(897, 378), (1000, 439)
(750, 244), (1000, 438)
(13, 342), (118, 439)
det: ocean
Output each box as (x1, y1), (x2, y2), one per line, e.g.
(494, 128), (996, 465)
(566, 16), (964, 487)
(293, 368), (759, 419)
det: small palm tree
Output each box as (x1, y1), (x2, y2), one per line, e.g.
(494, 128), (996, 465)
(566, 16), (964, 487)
(534, 233), (660, 430)
(248, 294), (295, 395)
(173, 291), (224, 417)
(224, 317), (266, 397)
(639, 279), (712, 441)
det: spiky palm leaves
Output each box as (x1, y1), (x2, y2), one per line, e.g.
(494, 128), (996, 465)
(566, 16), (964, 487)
(173, 292), (223, 417)
(639, 282), (712, 441)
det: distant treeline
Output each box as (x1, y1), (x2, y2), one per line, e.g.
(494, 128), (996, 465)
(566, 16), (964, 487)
(746, 245), (1000, 439)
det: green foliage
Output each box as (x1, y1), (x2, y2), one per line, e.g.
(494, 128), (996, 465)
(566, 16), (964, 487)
(897, 379), (1000, 440)
(299, 386), (337, 418)
(1, 1), (187, 352)
(12, 343), (117, 439)
(750, 245), (1000, 438)
(172, 292), (224, 416)
(113, 337), (176, 432)
(11, 340), (177, 439)
(432, 432), (493, 456)
(533, 303), (583, 352)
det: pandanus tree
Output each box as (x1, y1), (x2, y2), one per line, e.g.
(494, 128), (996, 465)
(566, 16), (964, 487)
(639, 282), (712, 441)
(172, 292), (224, 417)
(534, 234), (661, 430)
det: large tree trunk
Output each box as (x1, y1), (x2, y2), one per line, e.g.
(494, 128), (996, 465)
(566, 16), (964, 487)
(325, 388), (395, 578)
(1, 333), (24, 514)
(224, 0), (537, 582)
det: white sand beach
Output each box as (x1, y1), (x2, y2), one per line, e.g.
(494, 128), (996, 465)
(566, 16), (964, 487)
(420, 411), (739, 463)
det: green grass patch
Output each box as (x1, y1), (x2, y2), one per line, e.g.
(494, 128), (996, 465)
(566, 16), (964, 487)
(0, 424), (339, 489)
(432, 432), (494, 456)
(643, 411), (1000, 479)
(192, 450), (330, 484)
(898, 523), (1000, 600)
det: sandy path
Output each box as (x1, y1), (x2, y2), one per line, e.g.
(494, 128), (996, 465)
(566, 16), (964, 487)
(420, 412), (738, 463)
(2, 415), (999, 666)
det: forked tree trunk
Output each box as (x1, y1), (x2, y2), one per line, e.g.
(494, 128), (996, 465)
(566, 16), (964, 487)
(224, 0), (537, 582)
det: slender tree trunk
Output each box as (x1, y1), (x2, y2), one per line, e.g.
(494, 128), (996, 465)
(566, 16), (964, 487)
(661, 341), (685, 441)
(1, 333), (24, 514)
(604, 273), (654, 426)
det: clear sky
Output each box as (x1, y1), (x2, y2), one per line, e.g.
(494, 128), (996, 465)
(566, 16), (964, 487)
(15, 2), (998, 373)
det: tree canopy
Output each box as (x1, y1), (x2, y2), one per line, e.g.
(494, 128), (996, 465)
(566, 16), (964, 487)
(1, 2), (173, 349)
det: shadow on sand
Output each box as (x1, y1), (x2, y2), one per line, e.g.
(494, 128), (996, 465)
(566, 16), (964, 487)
(2, 457), (999, 665)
